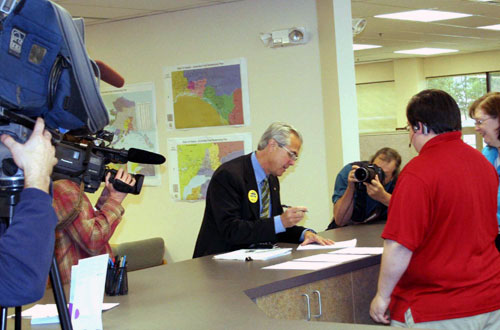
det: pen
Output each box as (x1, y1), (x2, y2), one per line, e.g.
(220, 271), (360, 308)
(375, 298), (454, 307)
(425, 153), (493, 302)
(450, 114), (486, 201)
(281, 204), (308, 212)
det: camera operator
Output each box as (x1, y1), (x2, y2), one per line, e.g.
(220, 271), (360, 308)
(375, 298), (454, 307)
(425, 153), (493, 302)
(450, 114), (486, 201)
(52, 167), (135, 284)
(327, 147), (401, 229)
(0, 118), (58, 306)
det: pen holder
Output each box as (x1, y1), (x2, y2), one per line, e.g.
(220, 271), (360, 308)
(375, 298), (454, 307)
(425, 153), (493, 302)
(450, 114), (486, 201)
(105, 265), (128, 296)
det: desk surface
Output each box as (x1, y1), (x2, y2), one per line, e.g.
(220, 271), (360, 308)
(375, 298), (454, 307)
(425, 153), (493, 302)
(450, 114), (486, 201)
(13, 223), (393, 330)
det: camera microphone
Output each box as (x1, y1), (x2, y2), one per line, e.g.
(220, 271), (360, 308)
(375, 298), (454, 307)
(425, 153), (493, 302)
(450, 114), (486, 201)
(91, 145), (165, 165)
(127, 148), (165, 165)
(95, 60), (125, 88)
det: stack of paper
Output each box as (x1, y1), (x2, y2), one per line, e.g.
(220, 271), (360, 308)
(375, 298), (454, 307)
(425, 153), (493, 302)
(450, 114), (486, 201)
(213, 248), (292, 261)
(296, 238), (357, 250)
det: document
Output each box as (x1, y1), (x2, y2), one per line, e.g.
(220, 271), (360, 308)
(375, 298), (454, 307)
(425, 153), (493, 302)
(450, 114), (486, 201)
(329, 247), (384, 255)
(296, 238), (357, 250)
(262, 261), (337, 270)
(213, 248), (292, 261)
(294, 253), (370, 263)
(69, 254), (109, 330)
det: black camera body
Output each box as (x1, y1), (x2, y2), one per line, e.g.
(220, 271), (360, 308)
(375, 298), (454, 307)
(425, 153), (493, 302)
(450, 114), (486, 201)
(353, 161), (385, 184)
(54, 141), (144, 194)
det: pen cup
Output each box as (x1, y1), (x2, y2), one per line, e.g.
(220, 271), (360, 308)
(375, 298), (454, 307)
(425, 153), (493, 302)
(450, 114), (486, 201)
(105, 265), (128, 296)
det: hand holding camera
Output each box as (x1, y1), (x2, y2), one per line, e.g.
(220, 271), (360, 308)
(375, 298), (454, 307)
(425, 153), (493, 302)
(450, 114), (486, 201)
(352, 162), (391, 206)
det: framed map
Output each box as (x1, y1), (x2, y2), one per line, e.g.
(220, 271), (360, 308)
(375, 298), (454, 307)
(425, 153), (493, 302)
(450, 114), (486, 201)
(100, 82), (162, 186)
(164, 58), (250, 129)
(167, 133), (252, 201)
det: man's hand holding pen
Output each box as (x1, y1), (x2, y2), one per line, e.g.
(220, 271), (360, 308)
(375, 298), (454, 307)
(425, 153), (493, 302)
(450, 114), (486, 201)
(280, 205), (308, 228)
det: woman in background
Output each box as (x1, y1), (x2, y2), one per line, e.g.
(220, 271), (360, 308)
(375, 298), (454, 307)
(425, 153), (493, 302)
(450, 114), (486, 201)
(469, 92), (500, 252)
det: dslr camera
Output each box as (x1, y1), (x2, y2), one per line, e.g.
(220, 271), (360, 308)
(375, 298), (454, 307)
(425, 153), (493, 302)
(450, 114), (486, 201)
(353, 162), (385, 184)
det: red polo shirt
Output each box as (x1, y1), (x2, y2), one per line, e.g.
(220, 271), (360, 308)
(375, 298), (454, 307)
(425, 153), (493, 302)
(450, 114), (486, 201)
(383, 131), (500, 323)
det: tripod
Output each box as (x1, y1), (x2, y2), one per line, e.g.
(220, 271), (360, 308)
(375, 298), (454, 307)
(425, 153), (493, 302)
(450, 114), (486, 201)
(0, 191), (72, 330)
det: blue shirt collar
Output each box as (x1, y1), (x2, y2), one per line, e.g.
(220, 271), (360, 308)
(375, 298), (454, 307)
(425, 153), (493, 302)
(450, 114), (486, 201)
(251, 152), (267, 184)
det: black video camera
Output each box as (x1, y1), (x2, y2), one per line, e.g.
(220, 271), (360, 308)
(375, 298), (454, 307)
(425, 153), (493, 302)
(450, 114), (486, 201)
(53, 133), (165, 194)
(353, 162), (385, 184)
(54, 141), (144, 194)
(0, 108), (165, 195)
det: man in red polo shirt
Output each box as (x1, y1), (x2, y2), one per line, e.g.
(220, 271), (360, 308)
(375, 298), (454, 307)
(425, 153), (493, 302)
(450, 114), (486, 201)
(370, 89), (500, 329)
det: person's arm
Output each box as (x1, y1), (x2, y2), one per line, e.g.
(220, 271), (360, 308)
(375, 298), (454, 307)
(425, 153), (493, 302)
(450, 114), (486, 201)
(54, 169), (135, 255)
(365, 175), (391, 206)
(0, 118), (58, 306)
(369, 239), (412, 324)
(333, 166), (358, 226)
(0, 190), (58, 307)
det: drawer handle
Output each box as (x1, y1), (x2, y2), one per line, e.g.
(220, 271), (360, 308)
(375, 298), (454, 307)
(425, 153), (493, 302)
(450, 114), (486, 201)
(312, 290), (322, 319)
(301, 293), (311, 321)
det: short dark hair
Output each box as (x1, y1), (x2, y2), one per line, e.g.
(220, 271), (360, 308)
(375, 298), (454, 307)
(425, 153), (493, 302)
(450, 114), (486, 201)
(370, 147), (402, 178)
(406, 89), (462, 134)
(469, 92), (500, 140)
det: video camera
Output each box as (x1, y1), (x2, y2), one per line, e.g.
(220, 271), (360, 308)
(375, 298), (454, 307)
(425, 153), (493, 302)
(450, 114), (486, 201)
(0, 107), (165, 195)
(54, 134), (165, 194)
(353, 162), (385, 185)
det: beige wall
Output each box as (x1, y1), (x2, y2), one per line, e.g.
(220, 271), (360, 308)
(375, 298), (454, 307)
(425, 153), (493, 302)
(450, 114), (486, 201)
(85, 0), (335, 263)
(83, 0), (500, 263)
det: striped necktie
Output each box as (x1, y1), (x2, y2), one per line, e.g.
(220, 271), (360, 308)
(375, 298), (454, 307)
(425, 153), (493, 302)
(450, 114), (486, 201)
(260, 178), (270, 218)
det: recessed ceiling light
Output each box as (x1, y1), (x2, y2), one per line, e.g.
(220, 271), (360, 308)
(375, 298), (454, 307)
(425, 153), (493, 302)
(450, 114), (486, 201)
(353, 44), (382, 51)
(477, 24), (500, 30)
(394, 48), (459, 55)
(375, 10), (472, 22)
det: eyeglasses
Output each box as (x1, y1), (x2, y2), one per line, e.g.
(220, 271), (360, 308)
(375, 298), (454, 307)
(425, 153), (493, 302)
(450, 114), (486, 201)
(404, 124), (411, 132)
(474, 117), (493, 126)
(279, 145), (298, 161)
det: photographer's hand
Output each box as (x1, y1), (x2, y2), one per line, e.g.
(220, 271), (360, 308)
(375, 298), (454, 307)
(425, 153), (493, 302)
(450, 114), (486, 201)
(348, 165), (360, 185)
(105, 168), (136, 203)
(0, 118), (57, 193)
(365, 175), (391, 206)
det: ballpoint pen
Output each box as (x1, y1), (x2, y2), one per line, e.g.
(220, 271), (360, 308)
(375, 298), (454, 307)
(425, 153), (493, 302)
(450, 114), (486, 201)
(281, 204), (308, 212)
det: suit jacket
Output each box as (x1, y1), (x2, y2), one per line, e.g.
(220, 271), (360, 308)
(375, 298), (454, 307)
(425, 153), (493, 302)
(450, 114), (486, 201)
(193, 153), (306, 258)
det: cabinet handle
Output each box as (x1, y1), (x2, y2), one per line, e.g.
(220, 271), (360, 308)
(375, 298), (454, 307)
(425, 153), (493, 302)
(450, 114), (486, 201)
(312, 290), (322, 319)
(301, 293), (311, 321)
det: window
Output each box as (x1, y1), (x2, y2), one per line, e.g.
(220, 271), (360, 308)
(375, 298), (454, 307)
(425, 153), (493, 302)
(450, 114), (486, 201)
(356, 81), (397, 133)
(427, 73), (487, 127)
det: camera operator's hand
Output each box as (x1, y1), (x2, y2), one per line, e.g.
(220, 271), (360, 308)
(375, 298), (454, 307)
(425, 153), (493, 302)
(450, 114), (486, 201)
(105, 168), (136, 204)
(364, 175), (391, 206)
(348, 165), (360, 185)
(280, 206), (308, 228)
(0, 118), (57, 193)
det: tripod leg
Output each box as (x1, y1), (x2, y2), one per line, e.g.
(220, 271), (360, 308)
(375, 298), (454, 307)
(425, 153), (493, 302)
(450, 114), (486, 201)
(49, 257), (72, 330)
(14, 306), (20, 330)
(0, 307), (7, 330)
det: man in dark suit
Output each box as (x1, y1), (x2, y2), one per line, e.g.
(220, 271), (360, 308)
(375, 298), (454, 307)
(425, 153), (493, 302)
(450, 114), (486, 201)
(193, 122), (333, 258)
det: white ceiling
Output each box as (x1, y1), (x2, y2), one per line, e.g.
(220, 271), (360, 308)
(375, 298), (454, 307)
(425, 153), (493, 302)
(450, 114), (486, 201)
(53, 0), (500, 63)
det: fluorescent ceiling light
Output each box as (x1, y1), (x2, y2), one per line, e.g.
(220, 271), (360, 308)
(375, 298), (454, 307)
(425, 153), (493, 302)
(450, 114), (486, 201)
(395, 48), (459, 55)
(353, 44), (382, 51)
(477, 24), (500, 31)
(375, 10), (472, 22)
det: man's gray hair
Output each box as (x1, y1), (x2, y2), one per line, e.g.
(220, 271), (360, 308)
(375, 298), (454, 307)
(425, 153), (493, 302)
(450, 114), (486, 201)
(257, 122), (303, 150)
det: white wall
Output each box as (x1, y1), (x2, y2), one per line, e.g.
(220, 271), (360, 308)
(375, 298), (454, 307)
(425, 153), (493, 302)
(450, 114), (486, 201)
(84, 0), (334, 263)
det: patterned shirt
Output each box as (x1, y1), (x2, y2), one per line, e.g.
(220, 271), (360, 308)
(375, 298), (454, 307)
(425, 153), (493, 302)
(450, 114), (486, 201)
(52, 179), (124, 284)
